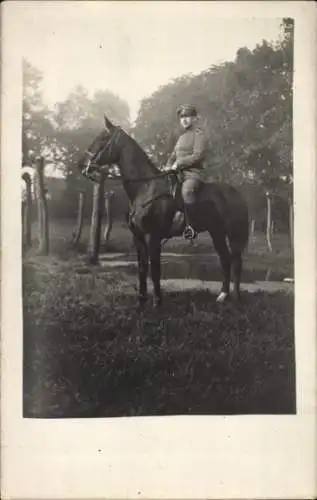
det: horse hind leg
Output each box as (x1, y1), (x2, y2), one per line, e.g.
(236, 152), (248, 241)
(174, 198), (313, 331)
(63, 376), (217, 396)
(210, 232), (231, 303)
(228, 224), (248, 301)
(229, 238), (245, 301)
(149, 235), (162, 308)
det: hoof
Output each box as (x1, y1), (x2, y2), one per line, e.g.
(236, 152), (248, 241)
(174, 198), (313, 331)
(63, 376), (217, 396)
(216, 291), (229, 304)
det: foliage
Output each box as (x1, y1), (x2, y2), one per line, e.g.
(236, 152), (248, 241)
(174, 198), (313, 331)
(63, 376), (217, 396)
(22, 60), (56, 166)
(53, 88), (130, 220)
(22, 74), (131, 215)
(134, 19), (294, 196)
(52, 86), (130, 186)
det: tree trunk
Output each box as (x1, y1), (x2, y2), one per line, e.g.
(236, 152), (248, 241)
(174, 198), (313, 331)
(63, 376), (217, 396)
(72, 190), (85, 248)
(289, 197), (294, 256)
(250, 219), (255, 240)
(103, 190), (115, 250)
(35, 157), (49, 255)
(265, 267), (272, 281)
(88, 174), (105, 264)
(22, 172), (32, 248)
(266, 192), (273, 253)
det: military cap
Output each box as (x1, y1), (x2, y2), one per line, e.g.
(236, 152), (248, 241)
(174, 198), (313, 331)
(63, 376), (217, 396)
(176, 104), (198, 117)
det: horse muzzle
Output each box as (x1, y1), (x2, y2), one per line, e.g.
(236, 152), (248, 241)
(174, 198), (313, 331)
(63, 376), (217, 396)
(81, 153), (99, 179)
(83, 157), (92, 177)
(80, 161), (99, 183)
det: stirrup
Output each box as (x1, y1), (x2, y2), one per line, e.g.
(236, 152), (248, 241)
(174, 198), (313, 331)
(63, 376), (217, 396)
(183, 225), (197, 241)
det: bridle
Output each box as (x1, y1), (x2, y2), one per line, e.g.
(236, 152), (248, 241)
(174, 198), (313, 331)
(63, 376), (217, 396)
(82, 127), (122, 181)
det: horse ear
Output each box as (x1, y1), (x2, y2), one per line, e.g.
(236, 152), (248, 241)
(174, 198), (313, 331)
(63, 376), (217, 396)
(104, 114), (114, 131)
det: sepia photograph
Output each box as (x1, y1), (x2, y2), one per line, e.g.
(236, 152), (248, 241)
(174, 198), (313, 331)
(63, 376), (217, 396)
(20, 5), (296, 419)
(2, 2), (316, 499)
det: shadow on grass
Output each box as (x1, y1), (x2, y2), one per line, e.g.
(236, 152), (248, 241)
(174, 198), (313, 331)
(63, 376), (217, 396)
(23, 276), (295, 418)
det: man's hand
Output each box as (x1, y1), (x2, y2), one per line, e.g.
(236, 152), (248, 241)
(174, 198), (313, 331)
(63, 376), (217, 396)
(171, 160), (179, 171)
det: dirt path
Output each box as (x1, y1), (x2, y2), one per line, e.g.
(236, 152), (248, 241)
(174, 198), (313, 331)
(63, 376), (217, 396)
(160, 278), (293, 294)
(99, 253), (293, 294)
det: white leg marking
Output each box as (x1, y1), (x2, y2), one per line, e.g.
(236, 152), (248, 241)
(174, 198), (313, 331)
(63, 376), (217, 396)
(216, 291), (229, 303)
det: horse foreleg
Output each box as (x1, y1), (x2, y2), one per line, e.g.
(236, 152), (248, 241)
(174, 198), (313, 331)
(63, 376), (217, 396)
(149, 235), (162, 308)
(133, 234), (149, 307)
(210, 232), (231, 303)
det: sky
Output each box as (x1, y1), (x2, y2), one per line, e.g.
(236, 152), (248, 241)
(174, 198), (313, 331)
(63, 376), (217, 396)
(17, 2), (283, 122)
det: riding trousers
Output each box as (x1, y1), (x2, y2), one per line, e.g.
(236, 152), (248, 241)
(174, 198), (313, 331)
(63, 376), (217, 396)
(181, 178), (201, 204)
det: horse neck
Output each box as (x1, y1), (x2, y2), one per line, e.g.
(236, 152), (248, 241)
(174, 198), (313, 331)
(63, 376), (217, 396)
(117, 137), (161, 201)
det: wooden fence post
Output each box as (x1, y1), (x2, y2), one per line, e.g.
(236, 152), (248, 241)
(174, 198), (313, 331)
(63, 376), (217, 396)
(71, 190), (85, 249)
(35, 156), (49, 255)
(250, 219), (256, 240)
(88, 174), (105, 264)
(103, 190), (115, 250)
(265, 191), (273, 253)
(22, 172), (32, 248)
(289, 196), (294, 256)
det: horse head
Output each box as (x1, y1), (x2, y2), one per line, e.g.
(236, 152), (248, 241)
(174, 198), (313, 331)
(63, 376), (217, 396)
(78, 115), (122, 181)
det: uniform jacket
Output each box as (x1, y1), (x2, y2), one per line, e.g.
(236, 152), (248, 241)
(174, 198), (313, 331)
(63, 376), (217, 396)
(167, 126), (207, 180)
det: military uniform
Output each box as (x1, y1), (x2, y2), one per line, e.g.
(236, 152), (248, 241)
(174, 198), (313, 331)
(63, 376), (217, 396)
(167, 126), (206, 201)
(167, 104), (207, 239)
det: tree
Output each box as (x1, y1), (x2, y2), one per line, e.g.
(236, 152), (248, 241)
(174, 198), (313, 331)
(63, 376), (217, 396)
(35, 157), (50, 255)
(71, 191), (85, 249)
(21, 171), (32, 248)
(22, 59), (55, 166)
(103, 190), (115, 249)
(51, 86), (131, 219)
(133, 19), (294, 250)
(133, 18), (293, 190)
(88, 174), (105, 264)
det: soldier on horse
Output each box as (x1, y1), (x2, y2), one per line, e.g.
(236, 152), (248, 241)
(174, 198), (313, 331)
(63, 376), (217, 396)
(166, 104), (207, 240)
(78, 112), (249, 307)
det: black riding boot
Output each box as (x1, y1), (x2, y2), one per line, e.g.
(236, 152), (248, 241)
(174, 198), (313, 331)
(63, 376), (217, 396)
(183, 203), (197, 240)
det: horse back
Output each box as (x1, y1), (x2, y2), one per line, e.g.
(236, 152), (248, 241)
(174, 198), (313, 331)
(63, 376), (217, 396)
(199, 182), (248, 212)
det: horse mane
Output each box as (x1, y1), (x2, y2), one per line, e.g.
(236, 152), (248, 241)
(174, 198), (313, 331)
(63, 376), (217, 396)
(120, 127), (162, 174)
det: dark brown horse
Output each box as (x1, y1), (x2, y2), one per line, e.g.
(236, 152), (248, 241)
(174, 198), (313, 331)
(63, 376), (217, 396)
(78, 116), (249, 308)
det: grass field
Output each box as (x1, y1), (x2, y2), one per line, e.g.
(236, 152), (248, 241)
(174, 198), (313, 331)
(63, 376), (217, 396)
(23, 219), (295, 417)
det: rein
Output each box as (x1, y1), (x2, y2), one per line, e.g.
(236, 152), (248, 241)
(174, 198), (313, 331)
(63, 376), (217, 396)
(84, 163), (179, 184)
(123, 167), (179, 183)
(84, 126), (180, 184)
